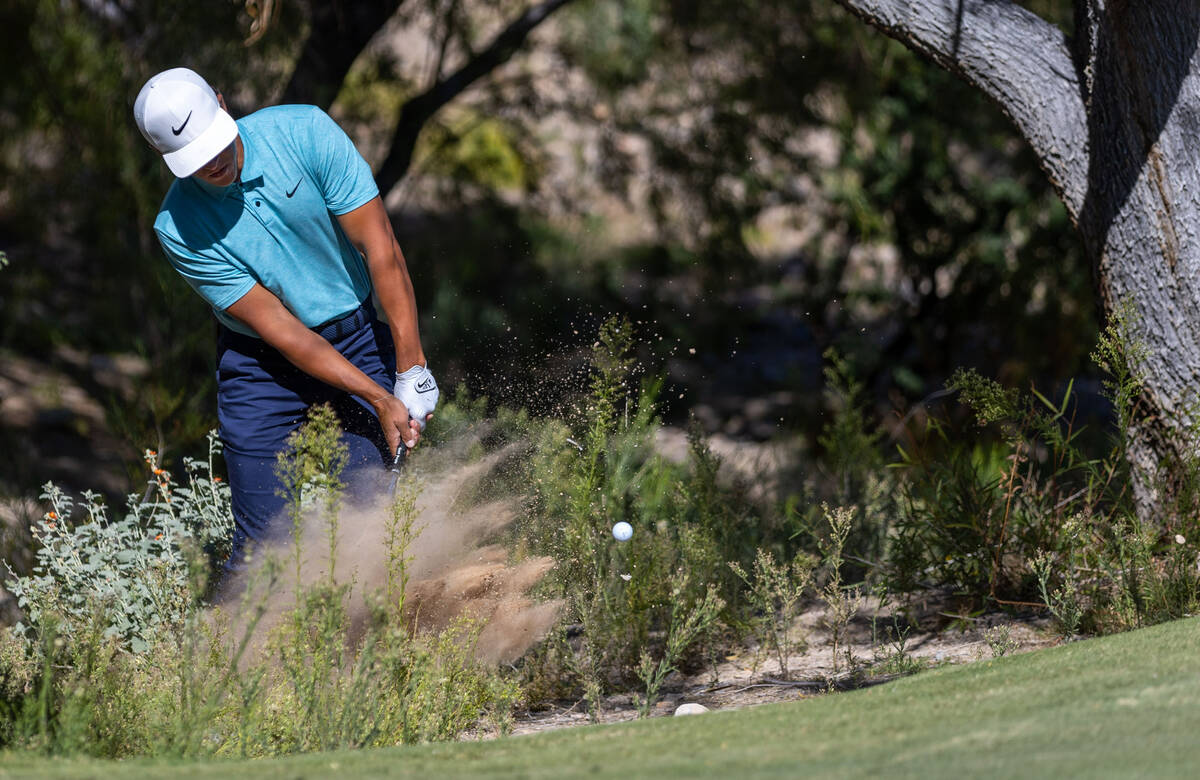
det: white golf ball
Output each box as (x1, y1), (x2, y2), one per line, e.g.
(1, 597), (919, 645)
(612, 521), (633, 541)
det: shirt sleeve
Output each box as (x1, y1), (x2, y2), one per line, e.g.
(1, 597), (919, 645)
(156, 229), (256, 312)
(305, 108), (380, 215)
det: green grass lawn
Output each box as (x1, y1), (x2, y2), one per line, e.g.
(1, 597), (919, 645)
(4, 616), (1199, 779)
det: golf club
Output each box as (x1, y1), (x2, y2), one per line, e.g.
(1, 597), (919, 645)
(388, 441), (407, 498)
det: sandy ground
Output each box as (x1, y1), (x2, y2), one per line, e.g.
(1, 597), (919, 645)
(503, 596), (1057, 737)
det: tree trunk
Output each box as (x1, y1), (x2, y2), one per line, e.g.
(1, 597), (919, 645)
(280, 0), (406, 109)
(831, 0), (1200, 520)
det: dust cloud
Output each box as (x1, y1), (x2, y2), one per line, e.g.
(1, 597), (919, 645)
(215, 430), (562, 666)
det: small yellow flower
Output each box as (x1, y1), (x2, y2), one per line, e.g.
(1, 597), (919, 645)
(155, 533), (164, 541)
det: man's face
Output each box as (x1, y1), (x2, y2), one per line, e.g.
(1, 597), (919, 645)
(192, 140), (238, 187)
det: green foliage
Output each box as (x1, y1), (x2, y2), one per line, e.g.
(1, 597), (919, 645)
(817, 505), (863, 676)
(817, 16), (1093, 393)
(867, 587), (923, 677)
(419, 114), (533, 193)
(890, 307), (1200, 634)
(889, 363), (1093, 601)
(807, 349), (895, 572)
(983, 625), (1018, 659)
(489, 316), (762, 717)
(728, 548), (814, 679)
(4, 433), (232, 652)
(275, 403), (349, 587)
(561, 0), (660, 91)
(0, 414), (519, 758)
(634, 577), (723, 717)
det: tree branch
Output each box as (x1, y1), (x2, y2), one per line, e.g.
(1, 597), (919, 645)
(832, 0), (1089, 218)
(279, 0), (406, 109)
(374, 0), (578, 199)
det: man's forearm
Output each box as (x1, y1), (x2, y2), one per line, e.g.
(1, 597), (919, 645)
(372, 238), (426, 371)
(336, 197), (427, 372)
(224, 280), (419, 453)
(273, 325), (390, 402)
(225, 284), (387, 403)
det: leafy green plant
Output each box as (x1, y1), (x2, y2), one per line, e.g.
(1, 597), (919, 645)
(0, 409), (522, 758)
(800, 349), (896, 578)
(728, 548), (815, 679)
(818, 504), (863, 676)
(984, 625), (1018, 658)
(888, 303), (1200, 637)
(868, 585), (923, 677)
(260, 405), (519, 753)
(1030, 549), (1082, 637)
(500, 316), (760, 719)
(274, 403), (348, 588)
(634, 577), (723, 718)
(5, 433), (232, 652)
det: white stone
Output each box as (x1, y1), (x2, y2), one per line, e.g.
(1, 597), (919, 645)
(673, 703), (710, 717)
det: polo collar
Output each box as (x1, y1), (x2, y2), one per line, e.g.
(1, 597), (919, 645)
(238, 123), (265, 187)
(188, 121), (264, 200)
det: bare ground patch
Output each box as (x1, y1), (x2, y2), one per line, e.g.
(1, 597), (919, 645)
(501, 595), (1057, 737)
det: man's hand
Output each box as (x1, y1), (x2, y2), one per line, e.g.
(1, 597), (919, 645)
(226, 284), (422, 455)
(393, 364), (438, 431)
(371, 394), (422, 454)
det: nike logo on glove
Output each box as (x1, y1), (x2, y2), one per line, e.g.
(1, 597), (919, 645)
(171, 111), (192, 136)
(416, 377), (437, 393)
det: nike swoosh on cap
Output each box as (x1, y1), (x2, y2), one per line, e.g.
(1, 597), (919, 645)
(171, 111), (192, 136)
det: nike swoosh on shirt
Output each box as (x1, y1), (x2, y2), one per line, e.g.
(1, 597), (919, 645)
(171, 111), (192, 136)
(286, 178), (302, 198)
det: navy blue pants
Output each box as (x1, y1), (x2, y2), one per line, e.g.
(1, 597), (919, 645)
(216, 300), (396, 568)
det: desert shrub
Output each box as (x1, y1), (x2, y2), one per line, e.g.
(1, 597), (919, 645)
(888, 305), (1200, 632)
(777, 349), (898, 597)
(811, 349), (895, 570)
(4, 433), (232, 652)
(0, 407), (520, 758)
(728, 548), (815, 679)
(491, 317), (768, 716)
(633, 575), (724, 717)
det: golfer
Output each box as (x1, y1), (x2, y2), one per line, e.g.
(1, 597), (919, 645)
(133, 67), (437, 569)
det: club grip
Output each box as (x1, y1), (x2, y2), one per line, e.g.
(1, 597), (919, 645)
(390, 443), (407, 472)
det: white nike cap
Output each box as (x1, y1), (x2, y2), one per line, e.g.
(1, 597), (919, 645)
(133, 67), (238, 178)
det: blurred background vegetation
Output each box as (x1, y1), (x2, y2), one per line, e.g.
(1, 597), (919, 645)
(0, 0), (1092, 504)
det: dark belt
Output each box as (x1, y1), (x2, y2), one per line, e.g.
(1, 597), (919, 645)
(313, 301), (371, 342)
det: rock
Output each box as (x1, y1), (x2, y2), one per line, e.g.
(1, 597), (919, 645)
(673, 703), (710, 717)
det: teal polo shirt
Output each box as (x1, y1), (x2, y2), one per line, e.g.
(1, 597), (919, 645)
(153, 105), (379, 338)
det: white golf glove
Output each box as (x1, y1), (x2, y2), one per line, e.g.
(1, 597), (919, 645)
(393, 364), (439, 430)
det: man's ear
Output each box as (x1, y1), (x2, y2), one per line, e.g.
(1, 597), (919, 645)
(216, 92), (229, 112)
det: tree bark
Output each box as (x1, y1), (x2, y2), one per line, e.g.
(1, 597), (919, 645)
(280, 0), (407, 109)
(832, 0), (1200, 520)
